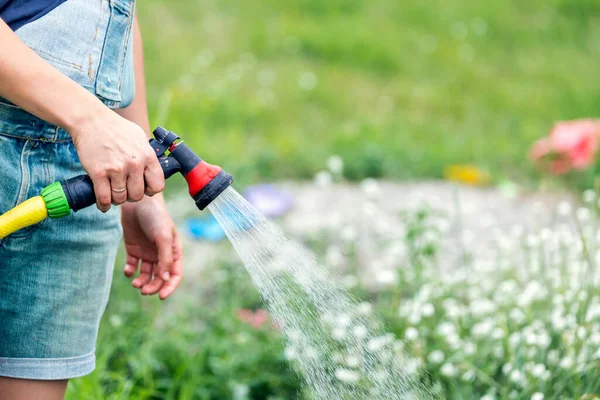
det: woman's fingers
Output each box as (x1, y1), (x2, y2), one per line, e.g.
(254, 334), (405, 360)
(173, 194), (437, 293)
(141, 235), (173, 295)
(158, 269), (182, 300)
(126, 171), (145, 202)
(91, 175), (112, 212)
(133, 261), (153, 288)
(155, 232), (173, 282)
(159, 228), (183, 300)
(110, 173), (128, 205)
(124, 254), (139, 278)
(144, 162), (165, 196)
(141, 274), (165, 295)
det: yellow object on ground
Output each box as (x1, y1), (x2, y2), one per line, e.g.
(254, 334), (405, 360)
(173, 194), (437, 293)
(444, 164), (491, 186)
(0, 196), (48, 239)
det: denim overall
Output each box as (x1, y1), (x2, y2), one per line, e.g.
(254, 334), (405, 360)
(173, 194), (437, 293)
(0, 0), (135, 380)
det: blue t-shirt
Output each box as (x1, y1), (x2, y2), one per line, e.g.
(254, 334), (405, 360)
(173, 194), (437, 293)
(0, 0), (65, 31)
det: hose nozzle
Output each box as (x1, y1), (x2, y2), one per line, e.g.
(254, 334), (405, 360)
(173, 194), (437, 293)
(162, 128), (233, 210)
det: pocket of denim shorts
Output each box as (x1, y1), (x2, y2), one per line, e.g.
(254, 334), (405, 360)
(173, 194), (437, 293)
(0, 134), (34, 245)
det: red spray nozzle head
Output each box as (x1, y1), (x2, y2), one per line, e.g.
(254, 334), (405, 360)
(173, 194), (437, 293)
(167, 140), (233, 210)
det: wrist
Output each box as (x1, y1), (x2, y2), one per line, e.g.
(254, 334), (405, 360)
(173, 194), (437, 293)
(122, 193), (165, 211)
(60, 93), (112, 139)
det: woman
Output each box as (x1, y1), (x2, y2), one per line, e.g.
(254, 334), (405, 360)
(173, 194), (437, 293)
(0, 1), (183, 399)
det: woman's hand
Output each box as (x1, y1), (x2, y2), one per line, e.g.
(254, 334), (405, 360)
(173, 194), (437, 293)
(70, 110), (165, 212)
(121, 195), (183, 300)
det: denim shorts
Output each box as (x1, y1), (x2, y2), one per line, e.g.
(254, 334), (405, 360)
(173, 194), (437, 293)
(0, 0), (135, 380)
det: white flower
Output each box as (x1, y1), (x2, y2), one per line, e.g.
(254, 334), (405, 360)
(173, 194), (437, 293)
(422, 303), (435, 317)
(404, 327), (419, 341)
(341, 225), (358, 242)
(509, 308), (526, 324)
(284, 347), (296, 360)
(360, 178), (381, 197)
(462, 369), (475, 382)
(531, 393), (544, 400)
(376, 269), (398, 286)
(536, 332), (551, 348)
(334, 368), (360, 383)
(492, 327), (505, 340)
(233, 383), (250, 400)
(332, 327), (346, 340)
(577, 207), (591, 222)
(480, 395), (495, 400)
(428, 350), (445, 364)
(345, 355), (360, 368)
(352, 325), (368, 339)
(446, 333), (462, 350)
(336, 314), (352, 328)
(472, 319), (495, 338)
(510, 369), (524, 385)
(367, 334), (394, 352)
(357, 302), (373, 315)
(560, 356), (574, 369)
(502, 363), (512, 375)
(440, 362), (458, 377)
(437, 321), (456, 336)
(530, 363), (547, 378)
(547, 350), (559, 364)
(557, 201), (572, 216)
(464, 341), (477, 355)
(314, 170), (332, 187)
(326, 155), (344, 175)
(583, 189), (596, 203)
(509, 332), (521, 348)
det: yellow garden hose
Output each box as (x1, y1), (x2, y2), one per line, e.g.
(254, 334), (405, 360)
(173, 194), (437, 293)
(0, 196), (48, 239)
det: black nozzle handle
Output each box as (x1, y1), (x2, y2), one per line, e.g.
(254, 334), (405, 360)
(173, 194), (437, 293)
(159, 156), (181, 180)
(61, 156), (181, 212)
(62, 174), (95, 212)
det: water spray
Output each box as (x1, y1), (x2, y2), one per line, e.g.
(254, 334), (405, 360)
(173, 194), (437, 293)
(0, 127), (233, 239)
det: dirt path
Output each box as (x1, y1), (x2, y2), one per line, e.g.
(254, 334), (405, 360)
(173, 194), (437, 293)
(167, 180), (575, 280)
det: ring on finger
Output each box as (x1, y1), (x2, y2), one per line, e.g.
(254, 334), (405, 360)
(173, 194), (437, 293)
(111, 187), (127, 193)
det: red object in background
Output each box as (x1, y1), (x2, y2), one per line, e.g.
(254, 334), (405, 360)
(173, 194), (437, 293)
(236, 309), (270, 328)
(530, 119), (600, 175)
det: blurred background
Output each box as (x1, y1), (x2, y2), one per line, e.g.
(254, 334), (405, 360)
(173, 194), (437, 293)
(66, 1), (600, 399)
(139, 0), (600, 187)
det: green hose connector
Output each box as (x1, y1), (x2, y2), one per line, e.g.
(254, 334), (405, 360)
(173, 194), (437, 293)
(40, 182), (71, 219)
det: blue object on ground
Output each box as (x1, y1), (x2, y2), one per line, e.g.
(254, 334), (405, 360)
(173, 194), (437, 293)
(244, 184), (294, 218)
(186, 215), (226, 241)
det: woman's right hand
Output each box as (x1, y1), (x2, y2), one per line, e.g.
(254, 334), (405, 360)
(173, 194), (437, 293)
(69, 109), (165, 212)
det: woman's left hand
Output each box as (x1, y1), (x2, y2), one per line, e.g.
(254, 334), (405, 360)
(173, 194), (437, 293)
(121, 194), (183, 300)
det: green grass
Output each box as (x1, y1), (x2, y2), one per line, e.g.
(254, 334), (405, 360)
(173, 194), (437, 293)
(138, 0), (600, 186)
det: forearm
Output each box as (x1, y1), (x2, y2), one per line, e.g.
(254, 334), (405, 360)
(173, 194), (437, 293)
(0, 19), (109, 133)
(115, 16), (151, 136)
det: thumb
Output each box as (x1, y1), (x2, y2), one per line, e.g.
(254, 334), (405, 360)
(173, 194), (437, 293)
(155, 232), (174, 282)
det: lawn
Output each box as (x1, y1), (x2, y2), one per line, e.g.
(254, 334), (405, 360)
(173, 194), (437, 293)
(138, 0), (600, 185)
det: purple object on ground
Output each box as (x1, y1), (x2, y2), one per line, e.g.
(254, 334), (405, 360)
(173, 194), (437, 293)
(244, 184), (294, 217)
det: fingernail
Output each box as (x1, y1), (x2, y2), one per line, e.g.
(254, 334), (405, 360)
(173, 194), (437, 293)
(162, 272), (170, 281)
